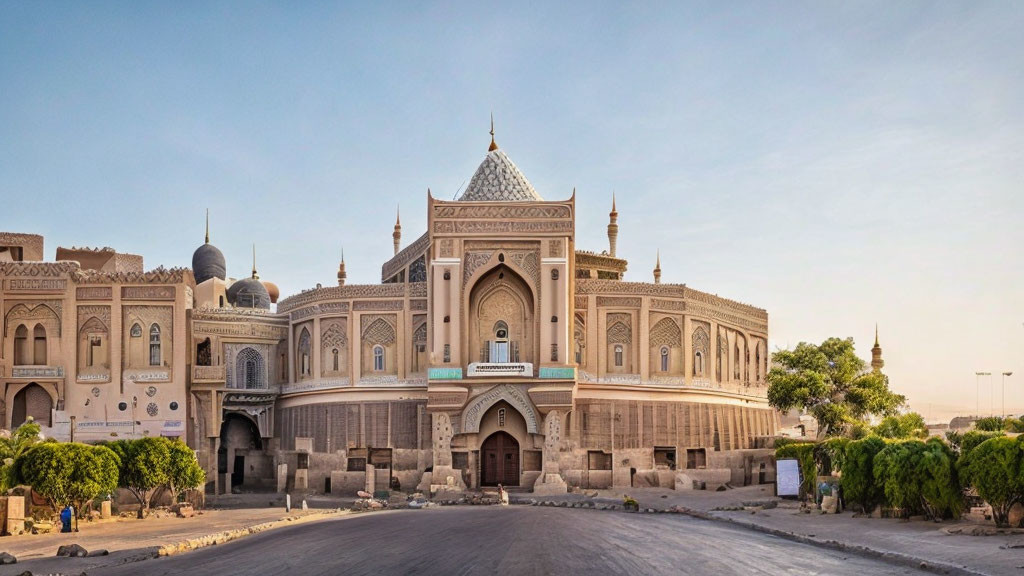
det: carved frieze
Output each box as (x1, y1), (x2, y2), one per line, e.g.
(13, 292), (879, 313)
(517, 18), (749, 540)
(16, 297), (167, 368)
(191, 320), (287, 340)
(77, 286), (112, 300)
(320, 319), (348, 348)
(462, 384), (540, 434)
(122, 286), (175, 300)
(574, 296), (587, 309)
(548, 239), (563, 258)
(651, 298), (686, 312)
(433, 204), (571, 220)
(597, 296), (641, 308)
(353, 300), (404, 312)
(77, 305), (111, 331)
(361, 314), (396, 344)
(439, 238), (454, 258)
(410, 299), (427, 311)
(7, 278), (66, 291)
(277, 284), (406, 313)
(435, 220), (573, 235)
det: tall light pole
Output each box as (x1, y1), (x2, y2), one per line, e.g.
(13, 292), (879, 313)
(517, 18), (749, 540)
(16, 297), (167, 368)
(1004, 372), (1014, 418)
(976, 372), (991, 418)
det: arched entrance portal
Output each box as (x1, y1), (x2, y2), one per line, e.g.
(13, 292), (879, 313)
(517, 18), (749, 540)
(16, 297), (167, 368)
(218, 414), (262, 488)
(12, 383), (52, 427)
(481, 431), (519, 487)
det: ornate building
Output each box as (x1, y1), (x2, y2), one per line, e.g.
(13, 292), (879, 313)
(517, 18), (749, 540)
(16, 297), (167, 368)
(0, 130), (778, 495)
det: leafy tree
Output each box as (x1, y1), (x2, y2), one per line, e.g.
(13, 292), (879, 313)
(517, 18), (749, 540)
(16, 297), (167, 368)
(0, 418), (43, 491)
(957, 430), (1004, 462)
(1005, 418), (1024, 433)
(917, 439), (962, 520)
(873, 440), (924, 517)
(165, 439), (205, 504)
(873, 412), (928, 439)
(815, 437), (849, 475)
(959, 436), (1024, 527)
(974, 416), (1005, 432)
(768, 338), (905, 437)
(841, 436), (887, 513)
(103, 438), (170, 518)
(14, 443), (119, 515)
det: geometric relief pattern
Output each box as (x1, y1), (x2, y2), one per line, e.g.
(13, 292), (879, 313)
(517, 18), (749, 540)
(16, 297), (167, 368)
(361, 315), (396, 345)
(649, 317), (681, 348)
(412, 321), (427, 344)
(606, 313), (632, 345)
(692, 323), (710, 355)
(320, 319), (348, 349)
(225, 343), (270, 390)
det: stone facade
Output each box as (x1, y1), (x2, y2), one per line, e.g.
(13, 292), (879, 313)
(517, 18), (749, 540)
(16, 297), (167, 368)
(0, 133), (777, 496)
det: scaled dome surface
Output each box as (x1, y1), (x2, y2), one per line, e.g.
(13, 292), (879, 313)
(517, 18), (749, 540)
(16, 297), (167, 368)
(227, 277), (271, 310)
(192, 243), (226, 285)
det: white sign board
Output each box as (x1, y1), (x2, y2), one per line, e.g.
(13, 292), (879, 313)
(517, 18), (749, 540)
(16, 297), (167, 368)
(776, 458), (801, 497)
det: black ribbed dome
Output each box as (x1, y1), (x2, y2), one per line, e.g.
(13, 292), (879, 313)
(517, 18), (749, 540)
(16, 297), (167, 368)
(192, 243), (226, 285)
(227, 277), (270, 310)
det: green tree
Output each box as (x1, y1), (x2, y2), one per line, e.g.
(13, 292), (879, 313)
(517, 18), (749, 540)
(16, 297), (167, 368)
(957, 430), (1004, 462)
(974, 416), (1005, 432)
(841, 435), (887, 513)
(873, 439), (961, 520)
(103, 438), (170, 518)
(873, 412), (927, 439)
(14, 443), (119, 515)
(767, 338), (905, 437)
(165, 439), (205, 504)
(959, 436), (1024, 527)
(0, 418), (43, 491)
(1005, 418), (1024, 433)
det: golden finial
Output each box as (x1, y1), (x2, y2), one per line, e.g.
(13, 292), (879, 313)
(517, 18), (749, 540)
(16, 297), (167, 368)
(251, 244), (259, 279)
(488, 112), (498, 151)
(204, 209), (210, 244)
(874, 323), (879, 348)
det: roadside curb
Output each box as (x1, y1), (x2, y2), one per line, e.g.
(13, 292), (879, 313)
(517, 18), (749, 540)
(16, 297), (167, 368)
(156, 509), (350, 558)
(671, 506), (987, 576)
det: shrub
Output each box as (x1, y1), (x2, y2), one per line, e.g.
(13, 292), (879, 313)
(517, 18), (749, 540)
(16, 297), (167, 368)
(873, 438), (961, 520)
(0, 419), (42, 491)
(1005, 418), (1024, 433)
(959, 436), (1024, 527)
(14, 443), (119, 515)
(873, 413), (927, 439)
(815, 437), (849, 475)
(974, 417), (1005, 432)
(841, 436), (887, 513)
(958, 430), (1004, 462)
(776, 442), (816, 498)
(102, 437), (170, 518)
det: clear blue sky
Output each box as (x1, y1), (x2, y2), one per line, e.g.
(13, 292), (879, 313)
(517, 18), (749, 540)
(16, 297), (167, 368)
(2, 2), (1022, 420)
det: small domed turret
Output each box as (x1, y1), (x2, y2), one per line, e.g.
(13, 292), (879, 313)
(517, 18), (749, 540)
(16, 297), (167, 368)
(227, 244), (270, 310)
(192, 210), (226, 285)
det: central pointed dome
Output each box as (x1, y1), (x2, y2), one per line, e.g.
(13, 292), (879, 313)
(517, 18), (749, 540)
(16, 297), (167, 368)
(458, 149), (543, 202)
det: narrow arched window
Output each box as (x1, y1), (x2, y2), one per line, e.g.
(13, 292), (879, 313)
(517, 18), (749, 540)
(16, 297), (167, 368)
(14, 325), (29, 365)
(373, 345), (385, 371)
(695, 351), (704, 377)
(131, 323), (142, 338)
(33, 324), (47, 365)
(149, 324), (161, 366)
(332, 348), (340, 371)
(660, 346), (669, 372)
(614, 345), (623, 367)
(245, 359), (257, 388)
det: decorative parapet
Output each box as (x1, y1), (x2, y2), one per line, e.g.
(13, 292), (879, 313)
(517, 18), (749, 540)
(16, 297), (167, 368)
(192, 365), (226, 382)
(358, 375), (426, 387)
(381, 233), (430, 281)
(428, 367), (463, 381)
(278, 283), (408, 313)
(12, 366), (64, 378)
(281, 378), (352, 395)
(466, 362), (534, 378)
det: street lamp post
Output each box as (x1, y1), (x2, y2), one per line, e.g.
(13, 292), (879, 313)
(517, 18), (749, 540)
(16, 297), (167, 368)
(1003, 372), (1014, 418)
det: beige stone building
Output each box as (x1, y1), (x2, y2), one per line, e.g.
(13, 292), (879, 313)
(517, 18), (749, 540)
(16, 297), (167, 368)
(1, 131), (777, 496)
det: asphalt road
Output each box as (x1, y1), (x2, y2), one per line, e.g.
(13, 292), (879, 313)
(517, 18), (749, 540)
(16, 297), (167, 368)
(96, 507), (927, 576)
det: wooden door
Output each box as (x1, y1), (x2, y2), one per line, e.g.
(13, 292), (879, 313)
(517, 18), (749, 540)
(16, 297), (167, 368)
(481, 431), (519, 486)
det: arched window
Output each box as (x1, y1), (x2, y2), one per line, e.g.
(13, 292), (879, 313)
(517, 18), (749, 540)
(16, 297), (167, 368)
(298, 328), (311, 377)
(149, 324), (161, 366)
(491, 321), (510, 363)
(33, 325), (47, 365)
(660, 346), (669, 372)
(131, 323), (142, 338)
(694, 351), (704, 377)
(332, 348), (340, 371)
(614, 345), (623, 367)
(373, 345), (385, 371)
(245, 359), (257, 388)
(14, 325), (29, 365)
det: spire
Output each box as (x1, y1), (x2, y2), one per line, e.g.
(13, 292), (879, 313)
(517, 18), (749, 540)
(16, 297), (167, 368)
(653, 249), (662, 284)
(488, 112), (499, 152)
(204, 209), (210, 244)
(871, 324), (884, 373)
(392, 205), (402, 256)
(251, 244), (259, 280)
(337, 247), (347, 286)
(607, 192), (619, 257)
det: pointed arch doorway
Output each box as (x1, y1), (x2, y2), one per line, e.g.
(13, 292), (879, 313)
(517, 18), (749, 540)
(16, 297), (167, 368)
(480, 431), (519, 486)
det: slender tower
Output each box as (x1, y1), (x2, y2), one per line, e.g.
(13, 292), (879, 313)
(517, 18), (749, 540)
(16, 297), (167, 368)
(871, 324), (884, 373)
(489, 113), (498, 152)
(392, 207), (402, 256)
(653, 250), (662, 284)
(337, 247), (347, 287)
(204, 208), (210, 244)
(607, 193), (619, 257)
(251, 244), (259, 280)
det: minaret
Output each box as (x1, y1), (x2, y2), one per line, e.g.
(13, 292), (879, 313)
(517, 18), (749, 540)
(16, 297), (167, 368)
(489, 113), (498, 152)
(653, 250), (662, 284)
(607, 193), (619, 257)
(337, 247), (347, 287)
(204, 208), (210, 244)
(871, 324), (884, 373)
(251, 244), (259, 280)
(392, 207), (402, 256)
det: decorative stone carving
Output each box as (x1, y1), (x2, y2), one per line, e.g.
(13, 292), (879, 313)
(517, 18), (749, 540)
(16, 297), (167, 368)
(650, 317), (682, 348)
(462, 384), (540, 435)
(352, 300), (404, 311)
(7, 278), (66, 291)
(574, 296), (587, 309)
(651, 298), (686, 312)
(5, 300), (62, 336)
(320, 319), (348, 348)
(548, 239), (563, 258)
(277, 284), (406, 313)
(433, 412), (454, 467)
(597, 296), (641, 308)
(606, 313), (632, 345)
(76, 286), (113, 300)
(434, 204), (570, 220)
(226, 344), (270, 390)
(439, 238), (454, 258)
(77, 306), (111, 331)
(361, 315), (396, 345)
(435, 220), (573, 235)
(121, 286), (175, 300)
